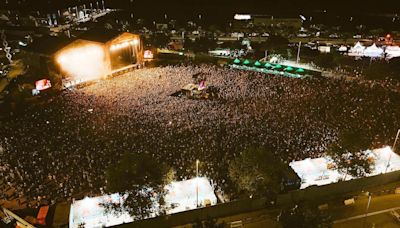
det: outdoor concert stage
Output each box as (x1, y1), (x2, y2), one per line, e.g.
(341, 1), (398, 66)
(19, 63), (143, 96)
(289, 146), (400, 189)
(57, 32), (144, 89)
(69, 177), (217, 228)
(24, 31), (144, 91)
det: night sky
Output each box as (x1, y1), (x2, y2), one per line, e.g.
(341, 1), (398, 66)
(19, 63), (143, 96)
(0, 0), (399, 22)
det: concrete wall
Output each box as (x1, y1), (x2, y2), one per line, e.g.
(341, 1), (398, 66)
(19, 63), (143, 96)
(114, 171), (400, 227)
(114, 197), (269, 228)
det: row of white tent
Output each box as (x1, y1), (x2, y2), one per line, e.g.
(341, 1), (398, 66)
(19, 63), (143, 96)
(290, 147), (400, 189)
(347, 42), (400, 59)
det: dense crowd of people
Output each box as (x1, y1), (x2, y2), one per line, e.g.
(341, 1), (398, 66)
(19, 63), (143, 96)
(1, 64), (399, 208)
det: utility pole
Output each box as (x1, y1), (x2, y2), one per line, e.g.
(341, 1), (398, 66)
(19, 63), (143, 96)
(363, 193), (372, 228)
(196, 159), (199, 208)
(297, 41), (301, 63)
(385, 129), (400, 173)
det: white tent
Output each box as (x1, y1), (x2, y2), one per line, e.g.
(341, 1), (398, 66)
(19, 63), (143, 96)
(289, 157), (341, 189)
(348, 42), (366, 57)
(69, 194), (134, 228)
(69, 177), (217, 228)
(338, 45), (348, 52)
(164, 177), (217, 214)
(385, 46), (400, 59)
(290, 147), (400, 189)
(364, 43), (384, 58)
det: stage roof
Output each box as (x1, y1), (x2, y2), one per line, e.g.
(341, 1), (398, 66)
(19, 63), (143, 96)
(78, 30), (139, 44)
(78, 29), (123, 43)
(24, 36), (76, 56)
(24, 31), (140, 57)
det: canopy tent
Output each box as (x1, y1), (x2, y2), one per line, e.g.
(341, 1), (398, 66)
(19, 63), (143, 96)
(364, 43), (384, 58)
(264, 62), (273, 68)
(243, 59), (250, 65)
(274, 64), (282, 69)
(233, 58), (241, 64)
(385, 46), (400, 59)
(69, 194), (134, 228)
(338, 45), (348, 52)
(290, 146), (400, 189)
(296, 68), (305, 73)
(164, 177), (217, 214)
(69, 177), (217, 228)
(284, 66), (294, 71)
(348, 41), (366, 57)
(254, 61), (262, 67)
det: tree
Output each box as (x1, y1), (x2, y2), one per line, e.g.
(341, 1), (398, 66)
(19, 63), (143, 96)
(280, 204), (332, 228)
(186, 37), (217, 53)
(192, 217), (224, 228)
(314, 53), (337, 69)
(228, 146), (284, 197)
(151, 33), (170, 48)
(266, 35), (289, 48)
(7, 59), (26, 79)
(387, 58), (400, 80)
(364, 62), (391, 80)
(105, 153), (169, 219)
(369, 28), (384, 37)
(327, 129), (374, 179)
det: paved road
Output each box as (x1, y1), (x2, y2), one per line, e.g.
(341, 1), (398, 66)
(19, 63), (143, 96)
(215, 209), (280, 228)
(334, 212), (400, 228)
(331, 194), (400, 228)
(175, 209), (281, 228)
(335, 206), (400, 223)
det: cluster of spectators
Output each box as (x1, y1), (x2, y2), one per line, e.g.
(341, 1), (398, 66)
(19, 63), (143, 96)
(0, 64), (399, 208)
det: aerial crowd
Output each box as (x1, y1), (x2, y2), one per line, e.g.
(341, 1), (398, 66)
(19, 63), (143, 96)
(1, 64), (399, 209)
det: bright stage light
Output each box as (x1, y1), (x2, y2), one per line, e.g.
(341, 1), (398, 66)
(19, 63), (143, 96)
(234, 14), (251, 20)
(144, 50), (154, 59)
(56, 44), (107, 82)
(110, 39), (139, 51)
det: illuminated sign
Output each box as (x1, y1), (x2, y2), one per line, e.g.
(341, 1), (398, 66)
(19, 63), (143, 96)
(35, 79), (52, 91)
(234, 14), (251, 20)
(144, 50), (154, 59)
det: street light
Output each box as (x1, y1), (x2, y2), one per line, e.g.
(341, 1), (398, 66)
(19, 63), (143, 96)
(196, 159), (199, 208)
(385, 129), (400, 173)
(363, 192), (372, 228)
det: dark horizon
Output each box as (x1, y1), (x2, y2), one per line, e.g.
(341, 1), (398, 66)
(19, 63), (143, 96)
(1, 0), (399, 16)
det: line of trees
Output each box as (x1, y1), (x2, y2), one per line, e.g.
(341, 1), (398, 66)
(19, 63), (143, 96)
(327, 128), (375, 180)
(104, 152), (172, 219)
